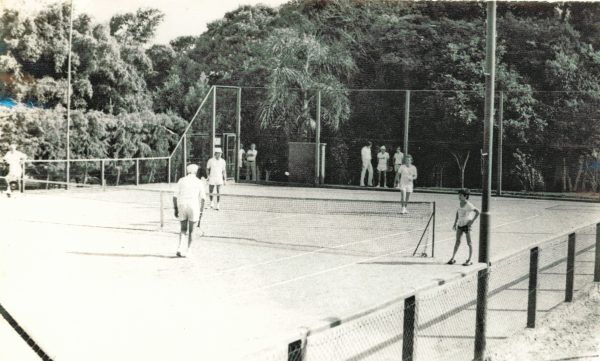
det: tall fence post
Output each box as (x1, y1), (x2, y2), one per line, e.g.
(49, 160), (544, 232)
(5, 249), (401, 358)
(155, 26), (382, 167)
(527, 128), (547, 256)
(404, 90), (410, 156)
(565, 232), (576, 302)
(496, 91), (503, 196)
(315, 90), (321, 185)
(135, 159), (140, 186)
(212, 86), (217, 154)
(101, 159), (106, 190)
(527, 247), (539, 328)
(167, 158), (171, 184)
(160, 191), (164, 229)
(595, 223), (600, 282)
(236, 87), (242, 183)
(402, 295), (416, 361)
(183, 133), (187, 176)
(20, 161), (25, 193)
(432, 202), (436, 257)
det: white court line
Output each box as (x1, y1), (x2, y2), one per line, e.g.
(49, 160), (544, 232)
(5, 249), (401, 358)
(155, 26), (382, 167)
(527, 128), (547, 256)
(229, 213), (543, 298)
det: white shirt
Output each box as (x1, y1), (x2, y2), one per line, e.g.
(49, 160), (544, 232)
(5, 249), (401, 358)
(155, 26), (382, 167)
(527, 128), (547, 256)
(246, 149), (257, 162)
(176, 174), (206, 203)
(207, 157), (227, 185)
(377, 152), (389, 168)
(394, 152), (404, 165)
(399, 164), (417, 185)
(457, 201), (479, 226)
(238, 149), (245, 167)
(3, 150), (27, 176)
(361, 146), (372, 161)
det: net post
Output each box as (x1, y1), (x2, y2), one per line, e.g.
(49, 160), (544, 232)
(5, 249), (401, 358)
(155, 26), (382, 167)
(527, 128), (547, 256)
(315, 90), (321, 185)
(287, 328), (307, 361)
(595, 223), (600, 282)
(101, 159), (106, 190)
(565, 232), (576, 302)
(160, 191), (164, 229)
(135, 159), (140, 186)
(527, 247), (539, 328)
(402, 295), (416, 361)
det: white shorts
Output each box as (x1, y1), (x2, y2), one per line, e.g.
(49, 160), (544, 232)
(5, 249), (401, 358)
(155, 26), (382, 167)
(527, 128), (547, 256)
(377, 164), (387, 172)
(177, 202), (201, 222)
(208, 177), (224, 186)
(399, 183), (413, 193)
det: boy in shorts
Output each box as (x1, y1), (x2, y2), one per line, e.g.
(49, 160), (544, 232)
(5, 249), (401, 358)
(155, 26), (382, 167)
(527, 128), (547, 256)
(398, 154), (417, 214)
(447, 188), (480, 266)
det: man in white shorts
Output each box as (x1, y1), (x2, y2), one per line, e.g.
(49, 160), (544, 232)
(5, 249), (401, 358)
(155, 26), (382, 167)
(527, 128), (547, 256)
(398, 154), (417, 214)
(172, 164), (206, 257)
(393, 147), (404, 188)
(3, 144), (27, 197)
(207, 148), (227, 210)
(376, 145), (390, 188)
(360, 141), (373, 187)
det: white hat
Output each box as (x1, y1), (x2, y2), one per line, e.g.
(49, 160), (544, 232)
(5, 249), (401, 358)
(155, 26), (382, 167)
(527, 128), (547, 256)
(186, 164), (199, 174)
(214, 148), (223, 154)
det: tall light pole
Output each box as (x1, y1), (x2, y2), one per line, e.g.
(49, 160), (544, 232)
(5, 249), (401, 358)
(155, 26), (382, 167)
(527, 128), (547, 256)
(66, 0), (73, 188)
(474, 2), (496, 360)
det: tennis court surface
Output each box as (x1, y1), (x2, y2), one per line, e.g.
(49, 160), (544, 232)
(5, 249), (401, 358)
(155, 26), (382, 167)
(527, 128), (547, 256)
(1, 183), (599, 361)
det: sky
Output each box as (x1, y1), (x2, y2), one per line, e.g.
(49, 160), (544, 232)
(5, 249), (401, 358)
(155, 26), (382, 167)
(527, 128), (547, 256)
(1, 0), (289, 44)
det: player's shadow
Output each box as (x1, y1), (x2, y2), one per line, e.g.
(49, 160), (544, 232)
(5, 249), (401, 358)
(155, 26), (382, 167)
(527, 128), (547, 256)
(68, 251), (179, 259)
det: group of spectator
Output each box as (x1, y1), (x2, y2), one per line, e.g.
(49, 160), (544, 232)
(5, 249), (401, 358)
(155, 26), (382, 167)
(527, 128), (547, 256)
(238, 143), (258, 181)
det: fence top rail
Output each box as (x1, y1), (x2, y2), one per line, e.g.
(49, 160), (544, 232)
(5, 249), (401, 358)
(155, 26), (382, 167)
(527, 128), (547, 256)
(24, 157), (170, 163)
(492, 219), (599, 266)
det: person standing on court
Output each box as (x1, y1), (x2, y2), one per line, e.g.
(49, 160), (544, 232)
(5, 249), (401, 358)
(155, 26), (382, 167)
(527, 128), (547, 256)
(172, 164), (206, 258)
(246, 143), (258, 181)
(238, 143), (246, 178)
(360, 141), (373, 187)
(398, 154), (417, 214)
(393, 147), (404, 188)
(3, 144), (27, 197)
(447, 188), (480, 266)
(207, 148), (227, 210)
(376, 145), (390, 188)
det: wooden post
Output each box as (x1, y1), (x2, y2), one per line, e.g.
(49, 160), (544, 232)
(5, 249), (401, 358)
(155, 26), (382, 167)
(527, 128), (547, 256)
(565, 232), (576, 302)
(135, 159), (140, 186)
(402, 295), (416, 361)
(101, 159), (106, 190)
(527, 247), (539, 328)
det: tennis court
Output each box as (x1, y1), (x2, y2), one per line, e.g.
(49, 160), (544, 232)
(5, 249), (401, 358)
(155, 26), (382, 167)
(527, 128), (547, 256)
(1, 183), (599, 361)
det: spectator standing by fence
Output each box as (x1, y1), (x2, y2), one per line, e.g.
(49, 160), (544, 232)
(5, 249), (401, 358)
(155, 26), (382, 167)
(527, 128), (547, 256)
(246, 143), (258, 181)
(3, 144), (27, 197)
(360, 141), (373, 187)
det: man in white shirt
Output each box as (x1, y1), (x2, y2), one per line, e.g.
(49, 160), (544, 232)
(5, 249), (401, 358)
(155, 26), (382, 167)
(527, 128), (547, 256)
(360, 141), (373, 187)
(207, 148), (227, 209)
(172, 164), (206, 257)
(393, 147), (404, 188)
(3, 144), (27, 197)
(398, 154), (417, 214)
(246, 143), (258, 181)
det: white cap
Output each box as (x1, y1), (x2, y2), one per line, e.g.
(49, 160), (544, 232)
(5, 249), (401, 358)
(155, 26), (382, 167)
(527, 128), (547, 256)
(186, 164), (199, 174)
(214, 148), (223, 154)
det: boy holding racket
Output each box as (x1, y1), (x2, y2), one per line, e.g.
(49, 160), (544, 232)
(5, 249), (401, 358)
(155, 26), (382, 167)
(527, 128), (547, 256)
(447, 188), (480, 266)
(173, 164), (206, 257)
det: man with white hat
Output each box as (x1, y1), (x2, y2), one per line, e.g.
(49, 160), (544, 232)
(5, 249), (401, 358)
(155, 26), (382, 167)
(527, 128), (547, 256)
(173, 163), (206, 257)
(206, 148), (227, 210)
(3, 144), (27, 197)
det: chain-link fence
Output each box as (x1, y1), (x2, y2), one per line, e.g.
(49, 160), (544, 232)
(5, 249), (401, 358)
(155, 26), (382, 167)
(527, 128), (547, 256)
(244, 222), (600, 361)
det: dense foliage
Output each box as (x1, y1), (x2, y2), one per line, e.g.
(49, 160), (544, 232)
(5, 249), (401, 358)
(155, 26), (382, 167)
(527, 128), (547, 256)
(1, 0), (599, 192)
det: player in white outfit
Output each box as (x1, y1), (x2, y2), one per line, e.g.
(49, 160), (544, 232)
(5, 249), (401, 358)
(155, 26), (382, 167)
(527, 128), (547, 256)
(397, 154), (417, 214)
(207, 148), (227, 210)
(3, 144), (27, 197)
(447, 188), (480, 266)
(173, 164), (206, 257)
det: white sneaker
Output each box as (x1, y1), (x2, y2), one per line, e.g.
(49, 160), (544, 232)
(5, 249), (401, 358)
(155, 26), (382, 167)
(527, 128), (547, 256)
(210, 201), (215, 209)
(384, 185), (388, 188)
(401, 207), (407, 214)
(215, 203), (220, 211)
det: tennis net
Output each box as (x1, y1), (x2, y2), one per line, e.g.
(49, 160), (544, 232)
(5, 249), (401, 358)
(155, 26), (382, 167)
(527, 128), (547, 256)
(17, 178), (435, 257)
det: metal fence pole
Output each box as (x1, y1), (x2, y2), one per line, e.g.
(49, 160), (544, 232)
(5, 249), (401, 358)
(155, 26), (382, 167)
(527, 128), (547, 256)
(135, 159), (140, 186)
(402, 295), (416, 361)
(101, 159), (106, 190)
(183, 133), (187, 176)
(20, 161), (25, 193)
(160, 191), (164, 229)
(527, 247), (539, 328)
(315, 90), (321, 185)
(404, 90), (410, 156)
(565, 232), (576, 302)
(497, 91), (503, 196)
(168, 157), (171, 184)
(432, 202), (436, 257)
(595, 223), (600, 282)
(236, 87), (242, 183)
